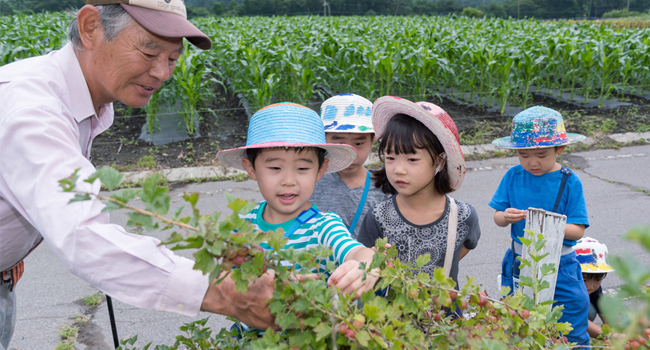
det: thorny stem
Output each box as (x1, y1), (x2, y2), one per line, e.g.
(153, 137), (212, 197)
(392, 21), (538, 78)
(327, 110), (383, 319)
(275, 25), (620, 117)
(77, 190), (200, 232)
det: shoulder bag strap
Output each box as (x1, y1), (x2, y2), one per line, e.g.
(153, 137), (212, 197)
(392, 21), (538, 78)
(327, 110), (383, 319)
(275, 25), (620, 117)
(444, 196), (458, 279)
(348, 170), (371, 234)
(552, 166), (573, 213)
(284, 207), (320, 238)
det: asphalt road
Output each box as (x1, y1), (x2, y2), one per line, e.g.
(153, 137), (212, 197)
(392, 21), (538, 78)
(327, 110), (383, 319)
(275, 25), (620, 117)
(8, 144), (650, 349)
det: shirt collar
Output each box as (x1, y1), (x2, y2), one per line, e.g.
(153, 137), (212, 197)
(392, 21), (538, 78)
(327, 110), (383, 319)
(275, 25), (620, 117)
(52, 43), (110, 123)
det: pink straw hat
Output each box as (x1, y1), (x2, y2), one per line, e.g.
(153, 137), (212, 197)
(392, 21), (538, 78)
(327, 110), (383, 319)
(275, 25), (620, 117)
(372, 96), (466, 191)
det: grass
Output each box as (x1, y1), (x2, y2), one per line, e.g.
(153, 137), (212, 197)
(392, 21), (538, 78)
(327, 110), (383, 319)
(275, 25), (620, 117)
(136, 155), (157, 169)
(54, 325), (78, 350)
(82, 292), (104, 308)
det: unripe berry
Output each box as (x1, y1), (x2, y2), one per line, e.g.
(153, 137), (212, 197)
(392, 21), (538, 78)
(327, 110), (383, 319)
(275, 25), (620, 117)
(237, 246), (249, 256)
(221, 260), (233, 270)
(408, 290), (418, 298)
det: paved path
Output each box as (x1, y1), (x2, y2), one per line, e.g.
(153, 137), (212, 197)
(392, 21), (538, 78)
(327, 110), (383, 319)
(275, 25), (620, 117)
(8, 144), (650, 349)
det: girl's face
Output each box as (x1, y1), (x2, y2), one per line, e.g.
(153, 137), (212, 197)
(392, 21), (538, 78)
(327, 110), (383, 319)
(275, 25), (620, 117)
(384, 147), (445, 198)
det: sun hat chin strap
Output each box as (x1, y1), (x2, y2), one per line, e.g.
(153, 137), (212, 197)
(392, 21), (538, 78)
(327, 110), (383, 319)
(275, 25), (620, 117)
(443, 196), (458, 279)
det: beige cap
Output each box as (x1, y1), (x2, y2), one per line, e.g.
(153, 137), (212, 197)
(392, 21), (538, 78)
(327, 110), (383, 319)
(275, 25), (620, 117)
(85, 0), (212, 50)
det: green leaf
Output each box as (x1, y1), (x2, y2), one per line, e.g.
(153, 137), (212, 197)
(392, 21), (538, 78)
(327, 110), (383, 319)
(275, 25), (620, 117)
(141, 174), (170, 215)
(416, 254), (430, 268)
(68, 194), (91, 203)
(313, 323), (331, 341)
(519, 236), (532, 247)
(97, 166), (124, 191)
(193, 249), (216, 275)
(355, 330), (371, 347)
(126, 212), (156, 231)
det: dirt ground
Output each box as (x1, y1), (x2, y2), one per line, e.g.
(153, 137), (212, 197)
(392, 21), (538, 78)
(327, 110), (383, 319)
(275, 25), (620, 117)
(90, 88), (650, 172)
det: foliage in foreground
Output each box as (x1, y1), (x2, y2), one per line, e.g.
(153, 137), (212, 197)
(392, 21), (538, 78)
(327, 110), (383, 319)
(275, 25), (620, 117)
(60, 167), (650, 349)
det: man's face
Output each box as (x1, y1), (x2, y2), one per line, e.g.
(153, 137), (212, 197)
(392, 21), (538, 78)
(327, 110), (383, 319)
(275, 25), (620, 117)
(243, 148), (328, 225)
(90, 20), (184, 108)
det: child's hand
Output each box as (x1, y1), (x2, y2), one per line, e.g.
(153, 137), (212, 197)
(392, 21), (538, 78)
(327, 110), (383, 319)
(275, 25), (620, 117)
(503, 208), (527, 224)
(327, 260), (380, 299)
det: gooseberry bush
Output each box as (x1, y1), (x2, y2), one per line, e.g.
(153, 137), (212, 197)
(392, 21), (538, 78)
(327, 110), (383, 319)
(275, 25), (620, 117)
(60, 167), (650, 349)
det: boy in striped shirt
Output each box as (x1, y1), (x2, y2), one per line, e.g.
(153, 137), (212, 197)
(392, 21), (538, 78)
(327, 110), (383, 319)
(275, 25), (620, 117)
(217, 102), (380, 297)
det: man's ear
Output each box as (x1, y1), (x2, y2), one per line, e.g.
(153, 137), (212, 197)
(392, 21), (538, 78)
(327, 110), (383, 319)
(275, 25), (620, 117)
(242, 158), (257, 180)
(76, 5), (102, 50)
(556, 146), (567, 155)
(316, 159), (329, 181)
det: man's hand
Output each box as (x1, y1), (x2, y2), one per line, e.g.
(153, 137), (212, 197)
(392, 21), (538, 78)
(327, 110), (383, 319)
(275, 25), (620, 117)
(327, 260), (380, 299)
(201, 269), (278, 330)
(494, 208), (527, 227)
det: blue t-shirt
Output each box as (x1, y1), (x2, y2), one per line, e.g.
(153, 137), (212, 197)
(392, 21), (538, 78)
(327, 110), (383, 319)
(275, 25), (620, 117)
(488, 165), (589, 247)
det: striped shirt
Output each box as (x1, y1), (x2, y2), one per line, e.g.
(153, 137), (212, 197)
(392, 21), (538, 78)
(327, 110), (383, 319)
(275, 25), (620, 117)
(242, 201), (364, 272)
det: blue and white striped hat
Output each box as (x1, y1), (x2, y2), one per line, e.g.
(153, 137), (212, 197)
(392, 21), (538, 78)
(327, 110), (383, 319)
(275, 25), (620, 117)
(320, 94), (374, 133)
(217, 103), (357, 173)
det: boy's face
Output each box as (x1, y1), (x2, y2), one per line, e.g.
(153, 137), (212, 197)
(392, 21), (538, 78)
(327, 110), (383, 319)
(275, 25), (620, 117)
(325, 133), (373, 177)
(583, 273), (605, 294)
(516, 146), (566, 176)
(242, 148), (328, 224)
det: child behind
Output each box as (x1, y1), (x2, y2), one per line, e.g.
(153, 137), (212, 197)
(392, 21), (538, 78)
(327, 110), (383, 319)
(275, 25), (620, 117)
(310, 94), (390, 239)
(356, 97), (481, 288)
(573, 237), (614, 338)
(217, 102), (379, 297)
(489, 106), (590, 346)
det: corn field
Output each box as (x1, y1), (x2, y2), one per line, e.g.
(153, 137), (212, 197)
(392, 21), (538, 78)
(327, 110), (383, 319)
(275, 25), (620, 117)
(2, 13), (649, 119)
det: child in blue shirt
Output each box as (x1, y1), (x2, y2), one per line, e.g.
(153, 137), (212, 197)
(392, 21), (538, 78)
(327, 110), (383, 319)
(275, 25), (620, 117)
(489, 106), (590, 346)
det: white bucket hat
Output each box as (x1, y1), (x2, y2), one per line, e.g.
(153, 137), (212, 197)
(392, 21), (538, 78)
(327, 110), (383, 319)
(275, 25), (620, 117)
(320, 94), (374, 133)
(573, 237), (614, 273)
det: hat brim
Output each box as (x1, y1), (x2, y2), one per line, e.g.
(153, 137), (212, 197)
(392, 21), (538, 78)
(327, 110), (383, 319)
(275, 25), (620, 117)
(121, 4), (212, 50)
(372, 97), (466, 191)
(492, 133), (586, 149)
(216, 142), (356, 174)
(580, 263), (614, 273)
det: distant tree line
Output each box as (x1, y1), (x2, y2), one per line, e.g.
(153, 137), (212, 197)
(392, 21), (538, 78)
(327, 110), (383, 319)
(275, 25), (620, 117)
(1, 0), (649, 19)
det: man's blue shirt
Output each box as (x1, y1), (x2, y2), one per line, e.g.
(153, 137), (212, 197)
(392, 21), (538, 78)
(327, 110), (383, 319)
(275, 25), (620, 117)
(489, 164), (589, 246)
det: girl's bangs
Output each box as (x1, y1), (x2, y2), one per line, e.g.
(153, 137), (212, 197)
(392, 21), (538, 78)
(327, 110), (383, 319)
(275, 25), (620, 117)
(381, 118), (430, 155)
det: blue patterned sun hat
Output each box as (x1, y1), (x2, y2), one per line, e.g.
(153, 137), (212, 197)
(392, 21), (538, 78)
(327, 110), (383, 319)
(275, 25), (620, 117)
(217, 103), (356, 173)
(492, 106), (585, 149)
(320, 94), (374, 133)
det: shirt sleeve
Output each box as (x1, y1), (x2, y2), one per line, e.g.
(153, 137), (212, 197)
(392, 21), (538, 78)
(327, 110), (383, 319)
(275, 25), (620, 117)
(488, 169), (512, 212)
(0, 105), (208, 316)
(316, 214), (364, 264)
(565, 174), (590, 228)
(357, 206), (383, 248)
(462, 203), (481, 250)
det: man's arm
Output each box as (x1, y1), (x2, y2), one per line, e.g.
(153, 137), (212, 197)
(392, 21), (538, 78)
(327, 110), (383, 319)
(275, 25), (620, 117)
(201, 270), (277, 330)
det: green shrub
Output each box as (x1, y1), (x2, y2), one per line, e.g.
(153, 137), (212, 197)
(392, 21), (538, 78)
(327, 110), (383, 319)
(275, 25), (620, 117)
(602, 9), (642, 18)
(461, 7), (484, 18)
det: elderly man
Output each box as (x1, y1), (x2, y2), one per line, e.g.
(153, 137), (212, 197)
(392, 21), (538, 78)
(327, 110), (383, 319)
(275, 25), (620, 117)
(0, 1), (275, 348)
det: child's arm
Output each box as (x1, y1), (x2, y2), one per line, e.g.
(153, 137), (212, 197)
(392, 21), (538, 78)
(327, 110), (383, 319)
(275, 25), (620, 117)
(587, 319), (602, 338)
(494, 208), (527, 227)
(327, 246), (379, 298)
(565, 223), (585, 241)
